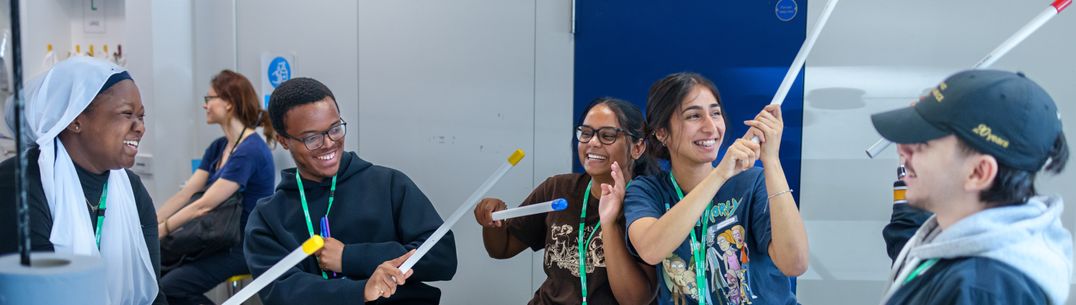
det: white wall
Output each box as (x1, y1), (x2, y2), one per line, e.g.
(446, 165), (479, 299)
(19, 0), (72, 79)
(123, 0), (198, 205)
(798, 0), (1076, 304)
(20, 0), (126, 83)
(191, 0), (237, 172)
(533, 0), (576, 289)
(355, 1), (539, 301)
(68, 0), (125, 64)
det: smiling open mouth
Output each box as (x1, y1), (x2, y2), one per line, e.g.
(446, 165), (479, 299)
(316, 151), (336, 161)
(693, 139), (717, 148)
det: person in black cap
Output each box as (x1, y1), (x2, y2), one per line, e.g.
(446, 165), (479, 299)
(872, 69), (1071, 305)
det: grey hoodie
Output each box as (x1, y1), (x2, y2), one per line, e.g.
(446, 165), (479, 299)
(881, 195), (1074, 305)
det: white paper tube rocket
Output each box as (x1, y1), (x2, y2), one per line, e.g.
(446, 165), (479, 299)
(492, 198), (568, 221)
(398, 149), (526, 273)
(222, 236), (325, 305)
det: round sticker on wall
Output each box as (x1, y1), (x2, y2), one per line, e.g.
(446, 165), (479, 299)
(776, 0), (798, 22)
(267, 56), (292, 88)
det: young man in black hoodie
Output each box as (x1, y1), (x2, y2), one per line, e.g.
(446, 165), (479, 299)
(244, 77), (457, 304)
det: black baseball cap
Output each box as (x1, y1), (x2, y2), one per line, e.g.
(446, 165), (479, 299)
(871, 70), (1062, 171)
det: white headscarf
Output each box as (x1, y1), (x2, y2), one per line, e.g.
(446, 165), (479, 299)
(4, 57), (157, 305)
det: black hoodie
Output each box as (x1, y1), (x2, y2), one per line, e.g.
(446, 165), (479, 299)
(244, 151), (457, 305)
(883, 204), (932, 262)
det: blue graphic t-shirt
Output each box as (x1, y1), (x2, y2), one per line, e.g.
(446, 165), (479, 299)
(624, 168), (796, 305)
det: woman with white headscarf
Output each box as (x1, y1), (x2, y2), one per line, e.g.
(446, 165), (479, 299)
(0, 57), (165, 304)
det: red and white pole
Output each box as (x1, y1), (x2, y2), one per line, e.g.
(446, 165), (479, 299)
(865, 0), (1071, 158)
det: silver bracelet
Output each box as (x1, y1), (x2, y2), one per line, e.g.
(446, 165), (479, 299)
(768, 189), (793, 199)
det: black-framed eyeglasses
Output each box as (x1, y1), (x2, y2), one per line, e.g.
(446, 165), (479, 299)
(203, 95), (220, 104)
(289, 119), (348, 150)
(576, 126), (634, 145)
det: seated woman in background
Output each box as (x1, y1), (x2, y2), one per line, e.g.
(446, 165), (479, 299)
(155, 70), (276, 305)
(474, 97), (658, 305)
(0, 57), (165, 304)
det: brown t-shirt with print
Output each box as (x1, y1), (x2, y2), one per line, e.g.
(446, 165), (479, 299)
(507, 173), (618, 305)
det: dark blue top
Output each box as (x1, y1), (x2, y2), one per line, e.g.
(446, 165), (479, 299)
(199, 135), (275, 228)
(624, 168), (796, 305)
(883, 203), (933, 262)
(886, 257), (1047, 305)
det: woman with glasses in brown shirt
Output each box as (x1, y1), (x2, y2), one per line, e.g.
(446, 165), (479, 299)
(474, 97), (659, 305)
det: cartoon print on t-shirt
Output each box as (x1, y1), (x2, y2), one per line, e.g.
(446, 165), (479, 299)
(730, 225), (757, 300)
(662, 254), (698, 305)
(546, 223), (604, 277)
(706, 196), (755, 305)
(694, 213), (755, 305)
(659, 194), (759, 304)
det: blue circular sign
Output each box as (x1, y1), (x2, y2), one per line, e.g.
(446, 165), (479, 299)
(776, 0), (798, 22)
(268, 56), (291, 88)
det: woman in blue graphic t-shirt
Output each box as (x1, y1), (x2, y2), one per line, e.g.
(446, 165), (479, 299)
(155, 70), (277, 305)
(623, 72), (808, 305)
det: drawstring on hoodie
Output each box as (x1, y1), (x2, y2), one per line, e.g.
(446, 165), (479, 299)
(902, 258), (939, 284)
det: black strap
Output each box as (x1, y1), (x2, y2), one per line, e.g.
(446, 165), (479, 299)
(215, 127), (247, 170)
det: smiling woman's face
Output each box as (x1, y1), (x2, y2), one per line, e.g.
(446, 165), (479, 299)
(71, 80), (146, 172)
(577, 104), (633, 178)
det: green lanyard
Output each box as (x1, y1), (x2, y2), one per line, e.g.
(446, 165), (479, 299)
(578, 180), (602, 305)
(669, 173), (712, 305)
(94, 182), (108, 248)
(903, 258), (939, 284)
(294, 170), (337, 279)
(578, 177), (634, 304)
